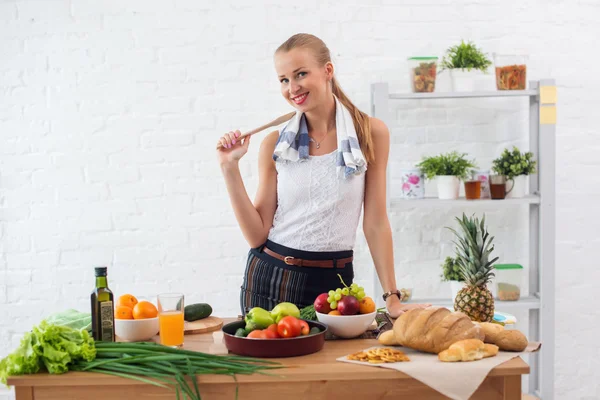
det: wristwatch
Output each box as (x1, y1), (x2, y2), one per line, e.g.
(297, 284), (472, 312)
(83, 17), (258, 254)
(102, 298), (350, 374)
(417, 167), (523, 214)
(382, 290), (402, 302)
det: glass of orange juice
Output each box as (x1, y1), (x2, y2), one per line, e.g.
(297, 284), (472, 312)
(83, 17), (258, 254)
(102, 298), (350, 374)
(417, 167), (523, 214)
(157, 293), (184, 347)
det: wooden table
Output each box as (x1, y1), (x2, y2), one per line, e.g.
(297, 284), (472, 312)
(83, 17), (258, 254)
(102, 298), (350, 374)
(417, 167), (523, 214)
(7, 319), (529, 400)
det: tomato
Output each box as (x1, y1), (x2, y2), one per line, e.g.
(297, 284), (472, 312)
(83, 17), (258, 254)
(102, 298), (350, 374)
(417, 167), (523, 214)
(277, 316), (302, 338)
(265, 324), (280, 337)
(298, 320), (310, 335)
(262, 329), (280, 339)
(246, 330), (267, 339)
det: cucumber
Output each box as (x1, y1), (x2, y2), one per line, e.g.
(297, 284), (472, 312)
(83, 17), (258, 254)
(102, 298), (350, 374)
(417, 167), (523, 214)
(235, 328), (247, 337)
(184, 303), (213, 322)
(309, 327), (321, 335)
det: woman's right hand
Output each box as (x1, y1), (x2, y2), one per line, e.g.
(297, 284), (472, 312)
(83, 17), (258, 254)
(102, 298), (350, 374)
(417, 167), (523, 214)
(217, 130), (251, 166)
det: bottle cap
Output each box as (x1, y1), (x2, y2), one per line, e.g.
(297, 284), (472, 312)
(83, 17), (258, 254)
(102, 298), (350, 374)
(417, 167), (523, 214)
(94, 266), (108, 276)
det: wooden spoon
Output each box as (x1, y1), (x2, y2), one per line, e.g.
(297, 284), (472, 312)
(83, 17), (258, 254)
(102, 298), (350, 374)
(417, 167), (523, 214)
(215, 111), (296, 150)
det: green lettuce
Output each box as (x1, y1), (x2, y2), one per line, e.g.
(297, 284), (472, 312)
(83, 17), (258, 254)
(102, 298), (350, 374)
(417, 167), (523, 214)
(0, 320), (96, 385)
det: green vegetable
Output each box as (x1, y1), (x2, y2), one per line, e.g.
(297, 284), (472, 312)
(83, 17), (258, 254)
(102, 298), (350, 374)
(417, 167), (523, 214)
(184, 303), (213, 322)
(234, 328), (247, 337)
(1, 323), (282, 399)
(72, 341), (282, 400)
(244, 307), (274, 331)
(0, 320), (96, 385)
(44, 309), (92, 332)
(270, 302), (300, 323)
(300, 305), (317, 321)
(309, 327), (321, 335)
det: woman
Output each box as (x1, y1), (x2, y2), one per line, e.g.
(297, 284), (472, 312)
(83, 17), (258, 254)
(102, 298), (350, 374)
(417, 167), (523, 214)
(217, 33), (430, 318)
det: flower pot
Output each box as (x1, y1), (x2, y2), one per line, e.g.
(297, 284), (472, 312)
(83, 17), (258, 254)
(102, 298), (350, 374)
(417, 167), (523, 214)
(505, 175), (528, 198)
(400, 168), (424, 199)
(436, 176), (460, 199)
(448, 69), (494, 92)
(450, 280), (466, 302)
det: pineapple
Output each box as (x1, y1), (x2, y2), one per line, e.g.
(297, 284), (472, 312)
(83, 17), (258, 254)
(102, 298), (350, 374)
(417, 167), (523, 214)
(446, 213), (499, 322)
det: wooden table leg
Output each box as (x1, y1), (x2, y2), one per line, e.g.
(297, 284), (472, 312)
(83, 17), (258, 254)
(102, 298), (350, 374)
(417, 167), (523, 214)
(502, 376), (522, 400)
(15, 387), (34, 400)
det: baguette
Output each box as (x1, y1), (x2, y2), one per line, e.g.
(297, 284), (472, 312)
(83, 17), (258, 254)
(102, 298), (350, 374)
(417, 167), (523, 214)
(393, 307), (485, 354)
(478, 322), (528, 352)
(438, 339), (499, 362)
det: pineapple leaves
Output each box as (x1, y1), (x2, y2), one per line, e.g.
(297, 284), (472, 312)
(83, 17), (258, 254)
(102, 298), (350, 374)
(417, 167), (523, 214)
(444, 212), (497, 286)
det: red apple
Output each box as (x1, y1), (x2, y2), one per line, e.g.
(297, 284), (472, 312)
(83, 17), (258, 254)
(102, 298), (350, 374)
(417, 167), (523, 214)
(313, 293), (331, 314)
(337, 295), (359, 315)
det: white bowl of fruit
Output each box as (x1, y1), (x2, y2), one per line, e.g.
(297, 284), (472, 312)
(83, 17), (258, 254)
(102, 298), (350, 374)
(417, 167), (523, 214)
(313, 282), (377, 339)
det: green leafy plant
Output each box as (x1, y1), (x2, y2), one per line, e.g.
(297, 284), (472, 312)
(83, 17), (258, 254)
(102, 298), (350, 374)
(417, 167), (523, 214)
(416, 151), (477, 180)
(492, 146), (537, 178)
(439, 40), (492, 72)
(440, 256), (463, 282)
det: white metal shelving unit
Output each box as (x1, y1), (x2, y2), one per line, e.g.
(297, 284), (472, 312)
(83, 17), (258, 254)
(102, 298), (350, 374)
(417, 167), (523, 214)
(370, 80), (556, 399)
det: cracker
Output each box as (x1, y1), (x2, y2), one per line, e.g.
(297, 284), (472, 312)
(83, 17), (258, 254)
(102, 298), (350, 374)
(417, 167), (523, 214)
(347, 347), (410, 363)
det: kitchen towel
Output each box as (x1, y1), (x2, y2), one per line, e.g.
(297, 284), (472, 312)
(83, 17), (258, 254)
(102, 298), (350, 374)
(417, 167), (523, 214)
(337, 342), (541, 400)
(272, 95), (367, 178)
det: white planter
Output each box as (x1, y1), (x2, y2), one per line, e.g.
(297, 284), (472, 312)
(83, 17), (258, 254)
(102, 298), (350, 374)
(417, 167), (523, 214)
(448, 69), (494, 92)
(505, 174), (528, 198)
(450, 280), (466, 303)
(436, 176), (460, 199)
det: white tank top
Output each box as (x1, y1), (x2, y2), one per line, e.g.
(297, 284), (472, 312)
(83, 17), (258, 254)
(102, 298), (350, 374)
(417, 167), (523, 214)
(267, 150), (365, 252)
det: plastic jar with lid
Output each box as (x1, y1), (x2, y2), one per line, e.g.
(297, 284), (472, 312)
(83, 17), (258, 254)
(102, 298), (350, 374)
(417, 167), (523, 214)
(408, 57), (438, 93)
(494, 264), (523, 301)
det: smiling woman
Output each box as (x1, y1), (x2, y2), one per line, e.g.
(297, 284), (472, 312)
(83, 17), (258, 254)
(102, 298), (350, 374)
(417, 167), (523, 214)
(216, 33), (430, 318)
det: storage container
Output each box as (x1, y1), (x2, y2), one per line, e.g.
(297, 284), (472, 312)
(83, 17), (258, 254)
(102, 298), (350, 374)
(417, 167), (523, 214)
(495, 264), (524, 301)
(408, 57), (438, 93)
(493, 54), (528, 90)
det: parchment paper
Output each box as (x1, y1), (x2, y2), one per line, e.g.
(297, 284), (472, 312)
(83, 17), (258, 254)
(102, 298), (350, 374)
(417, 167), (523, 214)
(337, 342), (541, 400)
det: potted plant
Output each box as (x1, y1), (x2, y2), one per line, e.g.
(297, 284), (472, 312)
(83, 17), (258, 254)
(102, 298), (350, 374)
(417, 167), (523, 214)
(439, 40), (493, 92)
(491, 146), (537, 198)
(416, 151), (477, 199)
(440, 256), (466, 302)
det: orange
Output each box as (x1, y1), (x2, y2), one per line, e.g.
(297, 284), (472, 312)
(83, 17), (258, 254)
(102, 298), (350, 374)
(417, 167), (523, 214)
(328, 310), (342, 316)
(115, 305), (133, 319)
(359, 297), (376, 314)
(117, 294), (138, 309)
(132, 301), (158, 319)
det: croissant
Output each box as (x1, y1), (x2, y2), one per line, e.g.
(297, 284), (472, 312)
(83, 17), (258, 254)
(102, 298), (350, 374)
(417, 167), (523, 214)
(438, 339), (499, 362)
(393, 307), (485, 354)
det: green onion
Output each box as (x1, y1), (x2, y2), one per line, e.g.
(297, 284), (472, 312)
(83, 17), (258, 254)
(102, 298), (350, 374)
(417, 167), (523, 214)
(71, 341), (283, 400)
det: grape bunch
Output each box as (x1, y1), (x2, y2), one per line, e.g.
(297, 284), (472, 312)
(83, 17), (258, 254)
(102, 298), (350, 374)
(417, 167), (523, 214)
(327, 283), (365, 310)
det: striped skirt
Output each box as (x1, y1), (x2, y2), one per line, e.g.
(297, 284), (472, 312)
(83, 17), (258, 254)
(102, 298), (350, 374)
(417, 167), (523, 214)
(239, 240), (354, 315)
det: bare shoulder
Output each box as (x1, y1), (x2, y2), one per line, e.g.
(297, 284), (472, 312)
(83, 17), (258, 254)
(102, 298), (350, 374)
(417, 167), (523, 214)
(258, 130), (280, 164)
(369, 117), (390, 140)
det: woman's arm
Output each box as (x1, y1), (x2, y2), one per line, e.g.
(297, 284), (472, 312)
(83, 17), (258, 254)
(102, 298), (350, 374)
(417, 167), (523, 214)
(219, 131), (279, 248)
(363, 118), (430, 317)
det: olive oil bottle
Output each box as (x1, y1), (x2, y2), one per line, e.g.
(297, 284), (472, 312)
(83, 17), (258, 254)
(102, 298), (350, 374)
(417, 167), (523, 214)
(91, 266), (115, 341)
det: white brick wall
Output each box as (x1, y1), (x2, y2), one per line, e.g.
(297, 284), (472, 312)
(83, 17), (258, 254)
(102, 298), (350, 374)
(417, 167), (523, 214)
(1, 1), (598, 399)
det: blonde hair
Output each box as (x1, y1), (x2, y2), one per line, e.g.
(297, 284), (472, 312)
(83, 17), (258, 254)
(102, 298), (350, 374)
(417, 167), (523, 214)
(275, 33), (375, 164)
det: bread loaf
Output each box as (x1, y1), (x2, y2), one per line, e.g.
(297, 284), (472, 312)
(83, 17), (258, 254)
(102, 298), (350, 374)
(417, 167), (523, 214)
(392, 307), (484, 354)
(478, 322), (528, 351)
(438, 339), (499, 362)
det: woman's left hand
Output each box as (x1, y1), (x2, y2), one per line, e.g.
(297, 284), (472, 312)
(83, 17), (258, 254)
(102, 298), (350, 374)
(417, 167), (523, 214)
(386, 296), (431, 319)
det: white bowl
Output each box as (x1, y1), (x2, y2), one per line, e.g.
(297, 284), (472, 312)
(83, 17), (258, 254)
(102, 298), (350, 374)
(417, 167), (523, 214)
(315, 311), (376, 338)
(115, 317), (159, 342)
